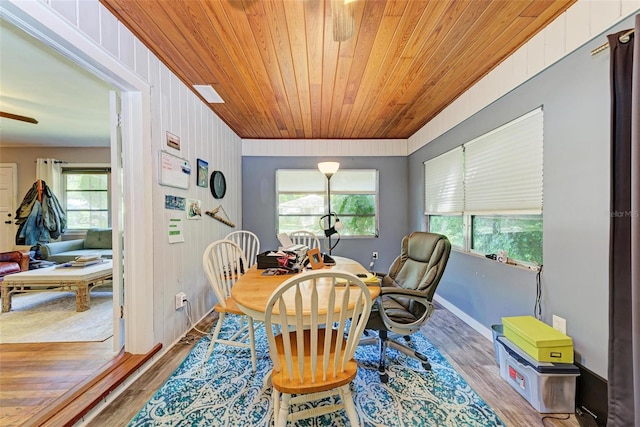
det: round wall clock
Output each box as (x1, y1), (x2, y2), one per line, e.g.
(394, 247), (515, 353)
(210, 170), (226, 199)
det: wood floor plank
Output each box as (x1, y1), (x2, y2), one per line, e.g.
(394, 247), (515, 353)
(87, 306), (580, 427)
(0, 303), (581, 426)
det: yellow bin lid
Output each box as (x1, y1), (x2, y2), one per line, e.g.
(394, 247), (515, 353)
(502, 315), (573, 347)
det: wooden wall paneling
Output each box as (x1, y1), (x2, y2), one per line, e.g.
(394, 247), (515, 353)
(78, 0), (101, 42)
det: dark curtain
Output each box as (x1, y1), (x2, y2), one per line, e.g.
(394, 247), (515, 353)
(608, 15), (639, 427)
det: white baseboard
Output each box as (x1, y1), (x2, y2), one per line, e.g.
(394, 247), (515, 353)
(433, 295), (493, 342)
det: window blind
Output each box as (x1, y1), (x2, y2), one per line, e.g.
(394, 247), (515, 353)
(277, 170), (325, 192)
(277, 169), (377, 193)
(464, 107), (543, 213)
(424, 146), (464, 214)
(331, 169), (377, 193)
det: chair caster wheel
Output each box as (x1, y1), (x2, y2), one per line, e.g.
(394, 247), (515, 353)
(422, 362), (432, 371)
(403, 335), (411, 342)
(380, 373), (389, 383)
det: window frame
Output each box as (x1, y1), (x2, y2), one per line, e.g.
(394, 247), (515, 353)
(62, 164), (112, 231)
(424, 107), (543, 267)
(276, 168), (379, 238)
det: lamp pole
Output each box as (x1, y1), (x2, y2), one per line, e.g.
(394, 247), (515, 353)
(326, 174), (333, 254)
(318, 162), (340, 255)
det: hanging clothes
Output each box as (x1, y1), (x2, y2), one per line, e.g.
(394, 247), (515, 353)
(15, 180), (67, 245)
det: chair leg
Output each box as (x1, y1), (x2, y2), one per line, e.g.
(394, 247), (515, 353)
(276, 393), (290, 427)
(272, 387), (281, 426)
(387, 338), (431, 371)
(247, 316), (257, 372)
(340, 384), (360, 426)
(205, 312), (225, 360)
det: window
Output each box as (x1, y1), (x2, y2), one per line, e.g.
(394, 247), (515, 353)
(425, 108), (543, 265)
(62, 168), (111, 230)
(276, 169), (378, 237)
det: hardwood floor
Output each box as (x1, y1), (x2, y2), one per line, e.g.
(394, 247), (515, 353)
(0, 339), (116, 426)
(0, 302), (580, 426)
(87, 304), (580, 427)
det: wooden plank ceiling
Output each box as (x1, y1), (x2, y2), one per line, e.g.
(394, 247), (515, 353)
(100, 0), (575, 140)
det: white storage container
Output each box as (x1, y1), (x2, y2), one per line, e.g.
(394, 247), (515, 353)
(497, 336), (579, 413)
(491, 324), (504, 366)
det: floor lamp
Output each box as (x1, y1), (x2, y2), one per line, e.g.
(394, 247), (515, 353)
(318, 161), (341, 255)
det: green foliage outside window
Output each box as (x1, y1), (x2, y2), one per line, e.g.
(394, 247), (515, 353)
(65, 173), (109, 229)
(429, 216), (463, 247)
(278, 194), (376, 237)
(333, 194), (376, 236)
(472, 215), (543, 264)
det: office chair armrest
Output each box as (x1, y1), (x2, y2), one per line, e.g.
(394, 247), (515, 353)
(379, 287), (428, 299)
(377, 288), (435, 333)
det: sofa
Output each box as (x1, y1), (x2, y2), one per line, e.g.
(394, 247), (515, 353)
(40, 228), (113, 263)
(0, 250), (30, 281)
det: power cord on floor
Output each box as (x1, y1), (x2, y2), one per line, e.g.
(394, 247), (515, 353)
(541, 413), (570, 426)
(178, 299), (213, 345)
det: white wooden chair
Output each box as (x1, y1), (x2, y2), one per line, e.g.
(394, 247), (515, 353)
(264, 270), (372, 426)
(225, 230), (260, 268)
(288, 230), (321, 250)
(203, 239), (256, 371)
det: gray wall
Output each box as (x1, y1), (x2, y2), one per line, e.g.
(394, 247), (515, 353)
(406, 17), (636, 379)
(242, 156), (409, 271)
(0, 147), (111, 201)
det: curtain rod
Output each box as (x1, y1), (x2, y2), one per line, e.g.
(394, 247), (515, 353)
(34, 160), (67, 164)
(591, 29), (634, 56)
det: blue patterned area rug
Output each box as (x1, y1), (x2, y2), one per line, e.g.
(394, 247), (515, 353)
(130, 318), (505, 426)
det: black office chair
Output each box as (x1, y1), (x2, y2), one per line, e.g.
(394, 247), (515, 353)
(361, 232), (451, 383)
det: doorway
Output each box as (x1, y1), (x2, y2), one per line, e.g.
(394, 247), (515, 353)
(1, 0), (155, 358)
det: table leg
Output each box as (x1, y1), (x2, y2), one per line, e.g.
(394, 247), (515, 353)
(76, 284), (90, 312)
(1, 284), (11, 313)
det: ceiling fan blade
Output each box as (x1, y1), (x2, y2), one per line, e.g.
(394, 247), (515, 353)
(0, 111), (38, 124)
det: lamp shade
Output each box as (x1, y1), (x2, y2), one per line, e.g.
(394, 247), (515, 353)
(318, 162), (340, 177)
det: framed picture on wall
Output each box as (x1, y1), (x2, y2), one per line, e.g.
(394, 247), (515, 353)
(197, 159), (208, 187)
(187, 198), (202, 219)
(166, 131), (180, 150)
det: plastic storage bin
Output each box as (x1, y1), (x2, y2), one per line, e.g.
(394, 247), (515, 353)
(497, 336), (579, 413)
(502, 315), (574, 363)
(491, 324), (504, 366)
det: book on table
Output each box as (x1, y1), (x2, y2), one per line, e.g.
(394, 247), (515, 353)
(55, 254), (105, 268)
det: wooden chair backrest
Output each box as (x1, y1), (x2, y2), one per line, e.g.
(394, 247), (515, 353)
(203, 239), (248, 308)
(288, 230), (321, 250)
(264, 270), (372, 384)
(225, 230), (260, 268)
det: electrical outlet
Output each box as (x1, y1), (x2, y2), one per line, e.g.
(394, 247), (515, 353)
(552, 315), (567, 334)
(372, 252), (379, 259)
(175, 292), (187, 310)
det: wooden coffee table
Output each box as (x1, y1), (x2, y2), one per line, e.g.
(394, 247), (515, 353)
(1, 260), (113, 313)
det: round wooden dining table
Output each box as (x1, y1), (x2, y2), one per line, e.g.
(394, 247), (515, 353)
(231, 256), (381, 321)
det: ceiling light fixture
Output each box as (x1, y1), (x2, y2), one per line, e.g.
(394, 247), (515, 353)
(0, 111), (38, 124)
(193, 85), (224, 103)
(332, 0), (356, 42)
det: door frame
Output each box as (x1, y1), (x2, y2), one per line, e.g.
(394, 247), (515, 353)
(0, 164), (18, 252)
(1, 1), (155, 354)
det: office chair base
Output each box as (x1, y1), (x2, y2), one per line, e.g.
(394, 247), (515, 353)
(360, 331), (432, 383)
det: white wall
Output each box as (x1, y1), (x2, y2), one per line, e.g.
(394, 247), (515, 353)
(11, 0), (243, 350)
(242, 138), (408, 157)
